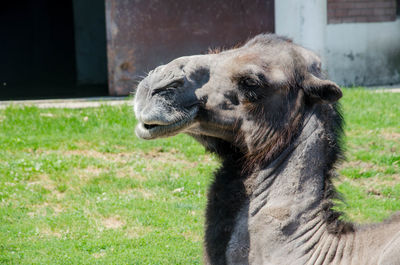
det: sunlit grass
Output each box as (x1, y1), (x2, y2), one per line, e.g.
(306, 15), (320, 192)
(337, 88), (400, 222)
(0, 88), (399, 263)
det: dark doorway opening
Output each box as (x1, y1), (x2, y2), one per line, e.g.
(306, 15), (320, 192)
(0, 0), (108, 100)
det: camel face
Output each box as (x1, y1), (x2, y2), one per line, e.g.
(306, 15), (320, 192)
(134, 34), (342, 146)
(134, 55), (207, 139)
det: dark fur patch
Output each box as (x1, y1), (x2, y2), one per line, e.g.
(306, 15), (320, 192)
(316, 103), (355, 234)
(205, 154), (248, 265)
(238, 87), (305, 174)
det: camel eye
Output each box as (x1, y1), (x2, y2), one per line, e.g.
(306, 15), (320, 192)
(238, 78), (261, 102)
(240, 78), (259, 89)
(168, 81), (182, 88)
(151, 80), (183, 96)
(152, 88), (173, 97)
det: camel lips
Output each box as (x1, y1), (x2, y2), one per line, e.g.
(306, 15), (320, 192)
(135, 106), (198, 139)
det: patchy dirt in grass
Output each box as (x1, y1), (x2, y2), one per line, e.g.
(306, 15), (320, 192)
(340, 160), (376, 169)
(63, 148), (211, 168)
(92, 251), (106, 259)
(40, 227), (62, 238)
(29, 147), (216, 186)
(141, 148), (207, 169)
(115, 166), (147, 181)
(334, 174), (400, 199)
(75, 166), (104, 181)
(39, 113), (55, 118)
(125, 225), (153, 239)
(338, 160), (390, 174)
(133, 188), (154, 199)
(64, 149), (131, 163)
(143, 147), (180, 160)
(119, 188), (154, 198)
(101, 216), (125, 229)
(28, 174), (55, 190)
(141, 152), (216, 175)
(182, 230), (202, 242)
(380, 131), (400, 141)
(140, 147), (217, 167)
(51, 204), (64, 214)
(81, 166), (104, 174)
(27, 174), (66, 200)
(67, 147), (216, 180)
(28, 202), (65, 217)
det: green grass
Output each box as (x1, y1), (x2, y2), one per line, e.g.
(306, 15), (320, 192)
(334, 89), (400, 222)
(0, 88), (399, 264)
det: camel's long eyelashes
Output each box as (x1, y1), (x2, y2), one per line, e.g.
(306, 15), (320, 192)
(151, 87), (176, 97)
(151, 87), (174, 97)
(151, 80), (184, 96)
(244, 91), (259, 102)
(238, 78), (262, 102)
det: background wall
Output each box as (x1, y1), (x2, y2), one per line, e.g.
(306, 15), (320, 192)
(275, 0), (400, 86)
(275, 0), (327, 57)
(326, 20), (400, 86)
(105, 0), (275, 95)
(328, 0), (397, 23)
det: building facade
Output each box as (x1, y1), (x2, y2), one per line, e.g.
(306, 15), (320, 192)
(1, 0), (399, 98)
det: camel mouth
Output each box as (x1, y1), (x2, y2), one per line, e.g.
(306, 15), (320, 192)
(135, 106), (198, 139)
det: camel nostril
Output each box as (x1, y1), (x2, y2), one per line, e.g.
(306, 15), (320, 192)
(199, 95), (208, 106)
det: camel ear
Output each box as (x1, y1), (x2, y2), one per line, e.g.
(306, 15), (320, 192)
(303, 74), (342, 103)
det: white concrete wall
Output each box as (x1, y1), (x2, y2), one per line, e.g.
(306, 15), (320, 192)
(275, 0), (400, 86)
(326, 19), (400, 86)
(275, 0), (327, 58)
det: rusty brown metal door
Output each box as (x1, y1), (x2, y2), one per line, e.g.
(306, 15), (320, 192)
(105, 0), (275, 96)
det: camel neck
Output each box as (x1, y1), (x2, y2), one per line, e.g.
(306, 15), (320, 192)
(206, 107), (345, 265)
(247, 109), (327, 225)
(221, 110), (336, 264)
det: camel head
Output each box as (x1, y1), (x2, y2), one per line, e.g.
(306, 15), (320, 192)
(134, 34), (342, 157)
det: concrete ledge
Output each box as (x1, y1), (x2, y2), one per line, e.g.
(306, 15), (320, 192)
(366, 84), (400, 93)
(1, 87), (398, 110)
(371, 88), (400, 93)
(0, 97), (132, 109)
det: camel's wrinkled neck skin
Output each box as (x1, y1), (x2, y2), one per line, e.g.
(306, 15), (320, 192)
(226, 109), (328, 264)
(247, 108), (322, 220)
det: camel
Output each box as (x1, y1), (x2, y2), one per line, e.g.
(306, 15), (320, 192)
(133, 34), (400, 265)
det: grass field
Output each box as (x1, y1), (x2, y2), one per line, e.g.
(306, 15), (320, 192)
(0, 89), (399, 264)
